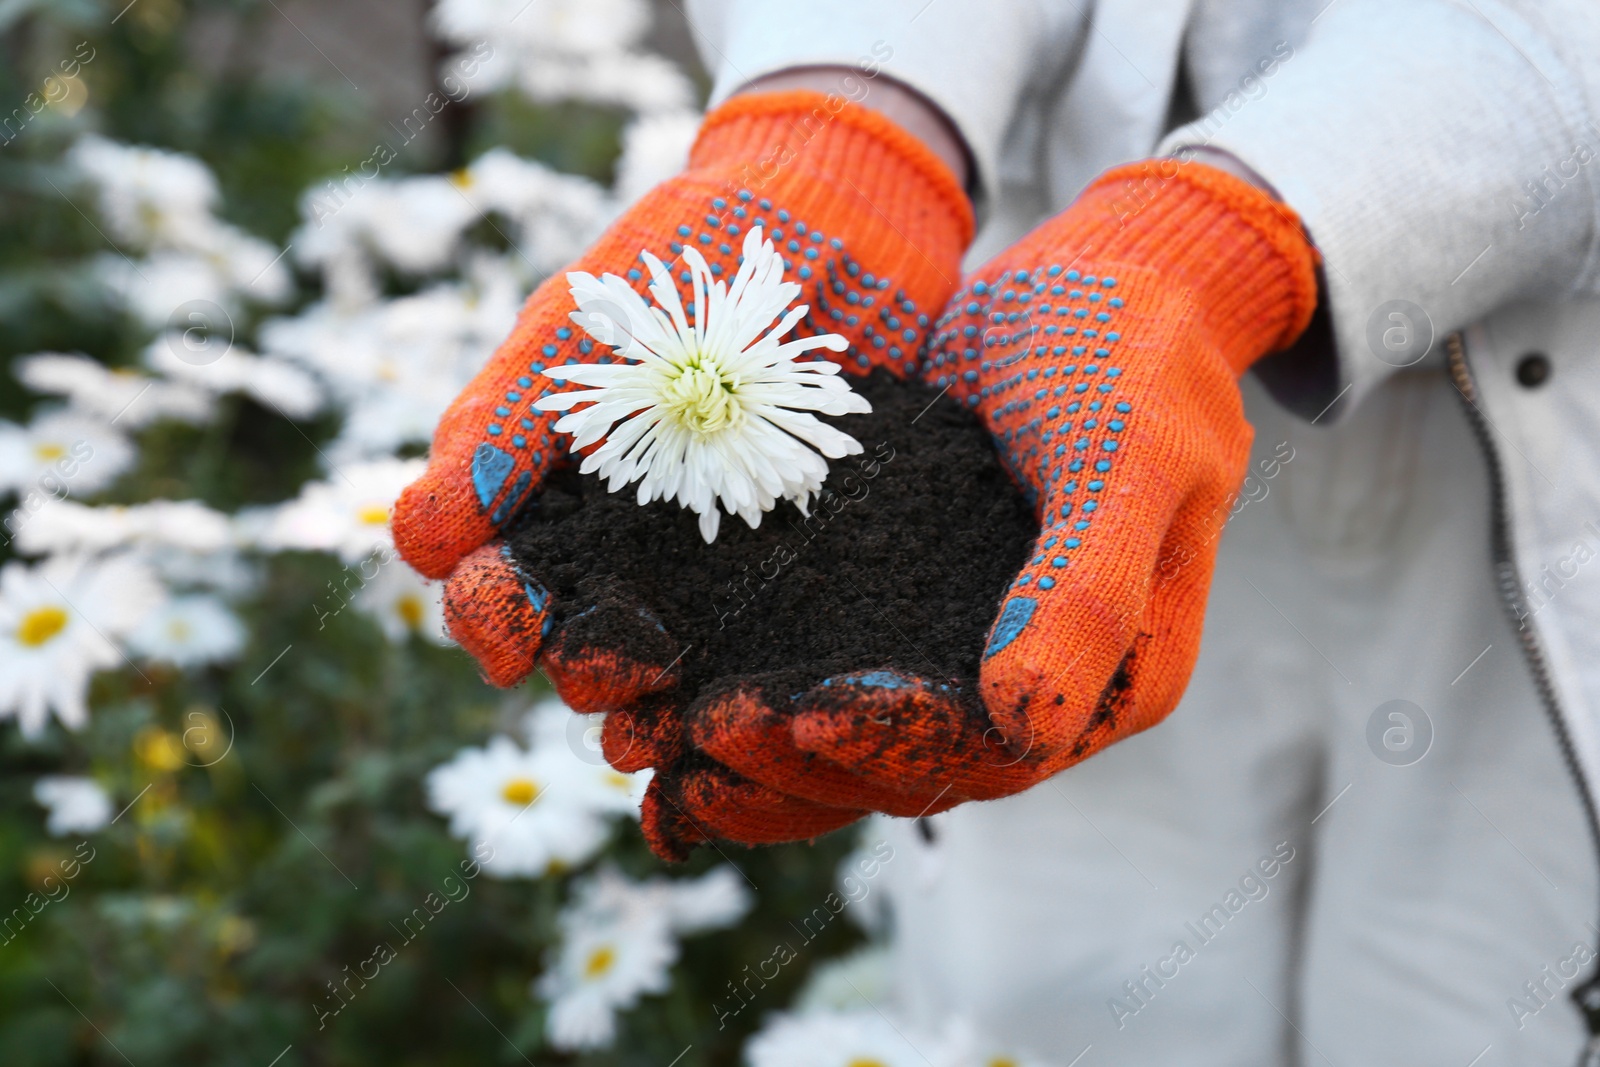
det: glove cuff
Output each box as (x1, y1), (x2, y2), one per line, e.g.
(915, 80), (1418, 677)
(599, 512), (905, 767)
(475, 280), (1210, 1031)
(1074, 160), (1319, 374)
(691, 90), (975, 276)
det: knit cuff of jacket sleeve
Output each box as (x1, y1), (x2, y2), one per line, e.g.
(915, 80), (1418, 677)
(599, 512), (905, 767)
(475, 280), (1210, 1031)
(1158, 0), (1600, 424)
(684, 0), (1063, 219)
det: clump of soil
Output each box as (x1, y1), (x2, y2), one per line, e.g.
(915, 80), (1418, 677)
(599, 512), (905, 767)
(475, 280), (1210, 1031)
(509, 371), (1036, 707)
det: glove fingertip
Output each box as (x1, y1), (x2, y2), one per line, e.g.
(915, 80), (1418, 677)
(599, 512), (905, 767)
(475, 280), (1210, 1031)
(441, 543), (552, 688)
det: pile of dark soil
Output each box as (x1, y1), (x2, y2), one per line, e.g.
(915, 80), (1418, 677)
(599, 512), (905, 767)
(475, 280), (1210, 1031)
(509, 371), (1037, 707)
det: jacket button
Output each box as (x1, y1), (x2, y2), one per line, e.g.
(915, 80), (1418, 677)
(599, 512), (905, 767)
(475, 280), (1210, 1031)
(1516, 352), (1551, 388)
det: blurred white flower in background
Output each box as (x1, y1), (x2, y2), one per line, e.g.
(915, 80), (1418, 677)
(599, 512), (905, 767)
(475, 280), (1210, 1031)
(431, 0), (694, 114)
(143, 337), (323, 421)
(67, 135), (220, 250)
(261, 258), (522, 459)
(33, 776), (114, 836)
(793, 945), (892, 1015)
(71, 137), (293, 319)
(353, 561), (447, 644)
(539, 864), (752, 1049)
(14, 353), (213, 428)
(452, 148), (609, 271)
(612, 111), (701, 207)
(254, 458), (422, 563)
(296, 174), (480, 281)
(425, 698), (650, 877)
(0, 409), (134, 497)
(0, 553), (162, 736)
(126, 594), (246, 668)
(745, 1011), (958, 1067)
(11, 499), (233, 557)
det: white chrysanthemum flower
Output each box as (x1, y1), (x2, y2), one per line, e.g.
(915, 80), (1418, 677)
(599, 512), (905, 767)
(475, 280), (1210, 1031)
(352, 561), (447, 645)
(33, 776), (114, 836)
(12, 498), (233, 557)
(0, 553), (163, 737)
(538, 864), (751, 1050)
(0, 410), (135, 497)
(253, 458), (421, 564)
(143, 337), (322, 421)
(14, 352), (214, 428)
(126, 594), (246, 668)
(746, 1010), (961, 1067)
(425, 698), (649, 877)
(536, 225), (866, 543)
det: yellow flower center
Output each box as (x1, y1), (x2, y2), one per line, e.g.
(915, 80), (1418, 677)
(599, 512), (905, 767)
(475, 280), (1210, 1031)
(604, 771), (631, 789)
(663, 354), (743, 436)
(395, 594), (424, 628)
(135, 726), (187, 772)
(33, 442), (67, 462)
(357, 504), (391, 526)
(501, 777), (539, 806)
(989, 1059), (1020, 1067)
(583, 945), (616, 979)
(847, 1060), (890, 1067)
(16, 606), (69, 647)
(166, 619), (192, 642)
(449, 168), (474, 189)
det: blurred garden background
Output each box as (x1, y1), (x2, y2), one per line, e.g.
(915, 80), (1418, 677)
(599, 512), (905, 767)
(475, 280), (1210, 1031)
(0, 2), (908, 1064)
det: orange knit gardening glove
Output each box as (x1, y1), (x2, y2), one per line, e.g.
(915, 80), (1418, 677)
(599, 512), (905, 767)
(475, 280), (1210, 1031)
(684, 159), (1319, 824)
(391, 91), (972, 853)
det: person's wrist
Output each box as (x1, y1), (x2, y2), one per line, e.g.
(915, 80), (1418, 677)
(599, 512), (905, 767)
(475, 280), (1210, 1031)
(730, 67), (972, 196)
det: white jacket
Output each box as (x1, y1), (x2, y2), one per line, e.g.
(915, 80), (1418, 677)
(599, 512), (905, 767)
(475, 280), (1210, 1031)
(686, 1), (1600, 1061)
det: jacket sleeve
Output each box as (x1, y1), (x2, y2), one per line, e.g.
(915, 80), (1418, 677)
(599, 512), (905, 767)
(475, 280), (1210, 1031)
(1160, 0), (1600, 420)
(683, 0), (1082, 212)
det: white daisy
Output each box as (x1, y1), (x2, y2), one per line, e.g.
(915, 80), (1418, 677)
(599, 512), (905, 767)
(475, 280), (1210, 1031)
(454, 150), (607, 273)
(612, 110), (700, 206)
(425, 698), (649, 877)
(793, 945), (892, 1015)
(67, 135), (219, 250)
(0, 553), (163, 737)
(11, 498), (232, 557)
(14, 352), (213, 428)
(33, 776), (114, 836)
(261, 262), (523, 459)
(0, 409), (135, 498)
(253, 458), (422, 564)
(746, 1010), (959, 1067)
(655, 864), (753, 933)
(536, 225), (866, 543)
(94, 249), (234, 331)
(537, 864), (750, 1050)
(143, 337), (323, 421)
(352, 561), (447, 645)
(126, 594), (246, 668)
(540, 882), (678, 1050)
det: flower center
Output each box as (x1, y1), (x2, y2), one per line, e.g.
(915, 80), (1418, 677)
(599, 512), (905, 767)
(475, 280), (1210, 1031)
(33, 441), (66, 462)
(395, 594), (424, 628)
(500, 777), (539, 805)
(583, 945), (616, 979)
(847, 1060), (889, 1067)
(16, 606), (69, 647)
(357, 505), (391, 526)
(662, 354), (742, 436)
(167, 619), (192, 641)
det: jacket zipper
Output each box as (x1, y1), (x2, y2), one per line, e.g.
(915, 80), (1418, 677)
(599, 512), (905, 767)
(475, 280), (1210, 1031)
(1446, 332), (1600, 1061)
